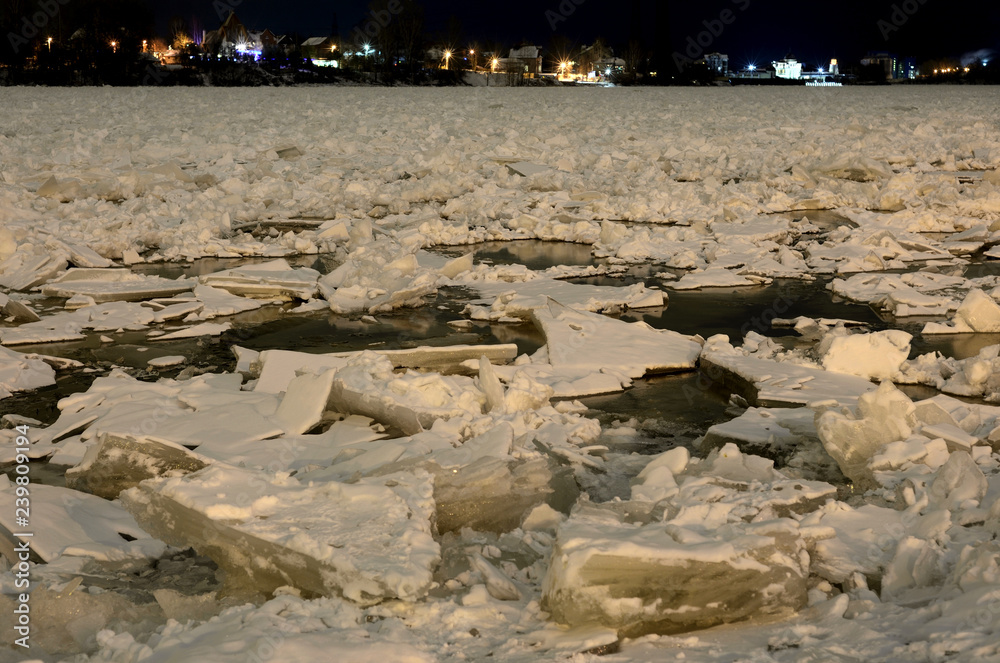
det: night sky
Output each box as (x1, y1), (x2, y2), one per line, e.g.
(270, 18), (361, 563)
(157, 0), (999, 66)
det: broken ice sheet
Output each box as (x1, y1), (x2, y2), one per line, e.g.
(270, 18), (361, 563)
(530, 299), (701, 378)
(700, 334), (876, 407)
(39, 268), (194, 302)
(199, 258), (320, 300)
(0, 344), (56, 399)
(0, 478), (165, 563)
(121, 466), (438, 604)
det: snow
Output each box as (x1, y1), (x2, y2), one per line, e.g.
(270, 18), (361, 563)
(2, 86), (1000, 663)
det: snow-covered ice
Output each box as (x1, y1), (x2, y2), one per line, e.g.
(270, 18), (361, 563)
(2, 85), (1000, 663)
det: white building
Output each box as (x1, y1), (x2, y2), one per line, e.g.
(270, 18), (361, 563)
(773, 57), (802, 79)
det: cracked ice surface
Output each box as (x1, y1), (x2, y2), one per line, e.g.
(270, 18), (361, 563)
(2, 87), (1000, 662)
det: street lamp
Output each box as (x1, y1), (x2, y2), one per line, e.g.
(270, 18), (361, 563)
(444, 49), (451, 70)
(110, 40), (117, 54)
(46, 36), (52, 51)
(491, 57), (499, 73)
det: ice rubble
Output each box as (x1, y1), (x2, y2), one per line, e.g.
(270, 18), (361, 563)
(1, 87), (1000, 662)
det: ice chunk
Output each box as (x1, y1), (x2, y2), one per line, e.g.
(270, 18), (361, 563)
(542, 513), (807, 636)
(121, 466), (438, 603)
(0, 293), (40, 322)
(465, 278), (663, 321)
(200, 259), (320, 300)
(0, 345), (56, 399)
(701, 335), (876, 407)
(150, 322), (231, 341)
(815, 381), (916, 489)
(435, 456), (561, 534)
(819, 329), (912, 381)
(272, 367), (337, 435)
(65, 434), (210, 500)
(800, 501), (906, 583)
(40, 268), (194, 302)
(928, 451), (987, 510)
(326, 352), (485, 435)
(923, 289), (1000, 334)
(0, 479), (165, 563)
(531, 300), (701, 378)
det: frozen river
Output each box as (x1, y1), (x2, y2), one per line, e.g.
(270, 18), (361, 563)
(1, 86), (1000, 661)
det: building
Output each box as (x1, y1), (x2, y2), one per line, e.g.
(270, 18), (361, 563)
(302, 37), (338, 66)
(703, 52), (729, 76)
(203, 12), (253, 57)
(502, 45), (543, 77)
(861, 52), (918, 80)
(773, 56), (802, 79)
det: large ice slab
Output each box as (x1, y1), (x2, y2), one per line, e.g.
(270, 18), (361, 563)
(542, 513), (807, 637)
(923, 288), (1000, 334)
(701, 335), (877, 407)
(530, 300), (701, 378)
(465, 279), (663, 321)
(121, 466), (438, 603)
(0, 478), (165, 563)
(39, 268), (194, 302)
(0, 345), (56, 399)
(253, 344), (518, 394)
(200, 259), (320, 300)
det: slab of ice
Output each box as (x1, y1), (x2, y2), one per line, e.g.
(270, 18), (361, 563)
(0, 478), (165, 563)
(253, 344), (519, 394)
(700, 406), (818, 461)
(0, 345), (56, 399)
(701, 335), (876, 407)
(0, 301), (159, 345)
(923, 289), (1000, 334)
(40, 268), (193, 302)
(326, 352), (486, 435)
(466, 279), (663, 321)
(542, 512), (808, 637)
(121, 466), (439, 603)
(670, 268), (771, 290)
(828, 272), (960, 317)
(147, 355), (186, 368)
(150, 322), (231, 341)
(65, 434), (211, 500)
(200, 259), (320, 300)
(319, 240), (440, 314)
(0, 293), (40, 322)
(530, 300), (702, 378)
(818, 329), (912, 381)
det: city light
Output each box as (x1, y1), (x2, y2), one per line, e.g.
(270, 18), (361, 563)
(110, 41), (117, 53)
(747, 63), (756, 71)
(46, 36), (52, 51)
(444, 49), (451, 69)
(491, 57), (499, 72)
